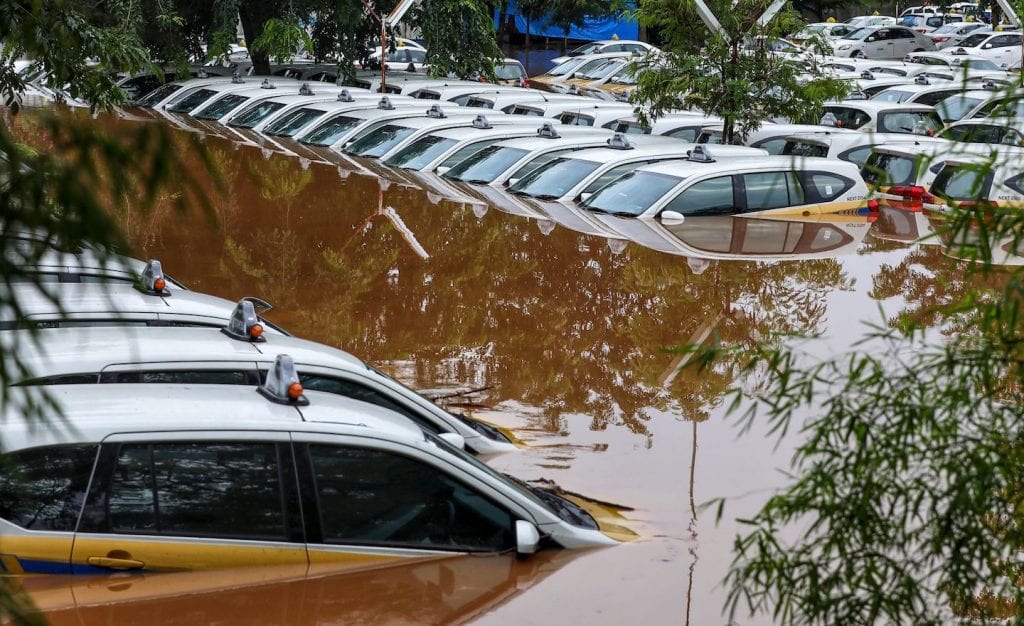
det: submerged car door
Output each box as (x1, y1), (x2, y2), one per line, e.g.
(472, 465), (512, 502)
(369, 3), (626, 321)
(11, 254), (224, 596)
(294, 433), (523, 573)
(71, 432), (307, 573)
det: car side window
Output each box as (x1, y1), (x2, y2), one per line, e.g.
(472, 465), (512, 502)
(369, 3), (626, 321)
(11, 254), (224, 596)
(804, 172), (853, 201)
(743, 171), (803, 211)
(0, 445), (97, 531)
(662, 176), (736, 216)
(307, 444), (515, 551)
(84, 442), (290, 540)
(299, 374), (441, 434)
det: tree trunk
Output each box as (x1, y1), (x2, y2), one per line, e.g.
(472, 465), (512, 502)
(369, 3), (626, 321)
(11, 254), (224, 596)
(238, 1), (277, 75)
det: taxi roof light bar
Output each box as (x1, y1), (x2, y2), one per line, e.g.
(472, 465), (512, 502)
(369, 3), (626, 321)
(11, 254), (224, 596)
(259, 354), (309, 405)
(137, 259), (171, 296)
(261, 78), (276, 89)
(472, 115), (492, 129)
(688, 145), (715, 163)
(299, 83), (315, 96)
(537, 122), (561, 139)
(337, 89), (355, 102)
(378, 96), (395, 110)
(607, 133), (633, 150)
(221, 299), (266, 342)
(426, 104), (447, 118)
(819, 112), (838, 127)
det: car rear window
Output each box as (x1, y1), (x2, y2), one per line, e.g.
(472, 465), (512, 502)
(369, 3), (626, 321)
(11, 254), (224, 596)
(931, 164), (994, 201)
(862, 152), (920, 186)
(877, 110), (942, 134)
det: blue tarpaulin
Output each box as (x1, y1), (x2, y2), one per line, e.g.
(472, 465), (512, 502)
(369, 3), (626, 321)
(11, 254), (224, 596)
(495, 1), (639, 41)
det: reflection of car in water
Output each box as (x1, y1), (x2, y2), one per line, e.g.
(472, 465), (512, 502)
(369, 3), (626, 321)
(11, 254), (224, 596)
(19, 549), (581, 626)
(870, 205), (939, 245)
(591, 213), (876, 261)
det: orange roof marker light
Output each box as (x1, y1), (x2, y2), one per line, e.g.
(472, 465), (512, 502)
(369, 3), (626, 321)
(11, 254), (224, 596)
(221, 299), (266, 342)
(137, 259), (171, 296)
(258, 354), (309, 405)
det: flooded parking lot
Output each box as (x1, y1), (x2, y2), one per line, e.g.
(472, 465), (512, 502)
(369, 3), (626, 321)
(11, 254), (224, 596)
(7, 111), (986, 624)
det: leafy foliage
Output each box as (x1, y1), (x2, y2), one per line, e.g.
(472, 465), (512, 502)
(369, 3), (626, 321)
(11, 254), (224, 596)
(0, 4), (223, 626)
(633, 0), (848, 143)
(413, 0), (503, 79)
(692, 173), (1024, 624)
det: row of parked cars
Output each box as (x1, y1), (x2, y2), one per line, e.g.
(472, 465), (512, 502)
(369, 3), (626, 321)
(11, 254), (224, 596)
(0, 232), (635, 575)
(7, 29), (1022, 577)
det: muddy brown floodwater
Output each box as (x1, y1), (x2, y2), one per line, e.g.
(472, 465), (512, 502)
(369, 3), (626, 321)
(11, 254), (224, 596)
(7, 110), (987, 625)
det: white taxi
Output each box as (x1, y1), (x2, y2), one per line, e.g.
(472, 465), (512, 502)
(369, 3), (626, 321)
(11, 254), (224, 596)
(0, 367), (628, 575)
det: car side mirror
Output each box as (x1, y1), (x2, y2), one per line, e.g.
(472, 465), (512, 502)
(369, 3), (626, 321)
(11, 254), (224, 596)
(435, 166), (451, 175)
(983, 43), (992, 49)
(660, 210), (686, 222)
(515, 520), (541, 556)
(866, 36), (876, 42)
(578, 192), (593, 202)
(437, 432), (466, 449)
(507, 178), (520, 186)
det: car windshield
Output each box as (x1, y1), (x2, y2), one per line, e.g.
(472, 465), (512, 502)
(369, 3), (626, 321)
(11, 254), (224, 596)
(299, 115), (363, 145)
(900, 15), (924, 26)
(582, 170), (683, 216)
(135, 83), (181, 107)
(166, 88), (217, 113)
(548, 58), (588, 77)
(509, 157), (602, 198)
(495, 63), (526, 80)
(873, 89), (913, 102)
(384, 135), (458, 169)
(782, 141), (830, 157)
(878, 110), (943, 133)
(444, 145), (529, 182)
(574, 58), (615, 78)
(960, 33), (990, 47)
(227, 100), (286, 128)
(609, 68), (638, 84)
(344, 123), (418, 157)
(569, 43), (603, 56)
(959, 58), (1000, 70)
(194, 94), (248, 119)
(843, 27), (874, 40)
(935, 94), (984, 121)
(560, 113), (595, 126)
(263, 108), (326, 136)
(582, 61), (623, 80)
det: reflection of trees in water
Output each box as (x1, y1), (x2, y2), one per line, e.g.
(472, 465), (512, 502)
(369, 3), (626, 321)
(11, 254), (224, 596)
(115, 133), (855, 437)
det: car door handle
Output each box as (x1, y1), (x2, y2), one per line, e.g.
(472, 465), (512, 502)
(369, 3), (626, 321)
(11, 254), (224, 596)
(87, 556), (145, 570)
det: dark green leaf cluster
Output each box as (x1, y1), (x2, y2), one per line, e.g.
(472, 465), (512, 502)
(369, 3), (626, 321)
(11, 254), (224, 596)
(633, 0), (848, 143)
(708, 193), (1024, 624)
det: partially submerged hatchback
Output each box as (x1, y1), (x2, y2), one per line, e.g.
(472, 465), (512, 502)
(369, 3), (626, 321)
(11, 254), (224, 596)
(8, 320), (516, 455)
(580, 148), (872, 219)
(0, 373), (626, 575)
(0, 281), (286, 334)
